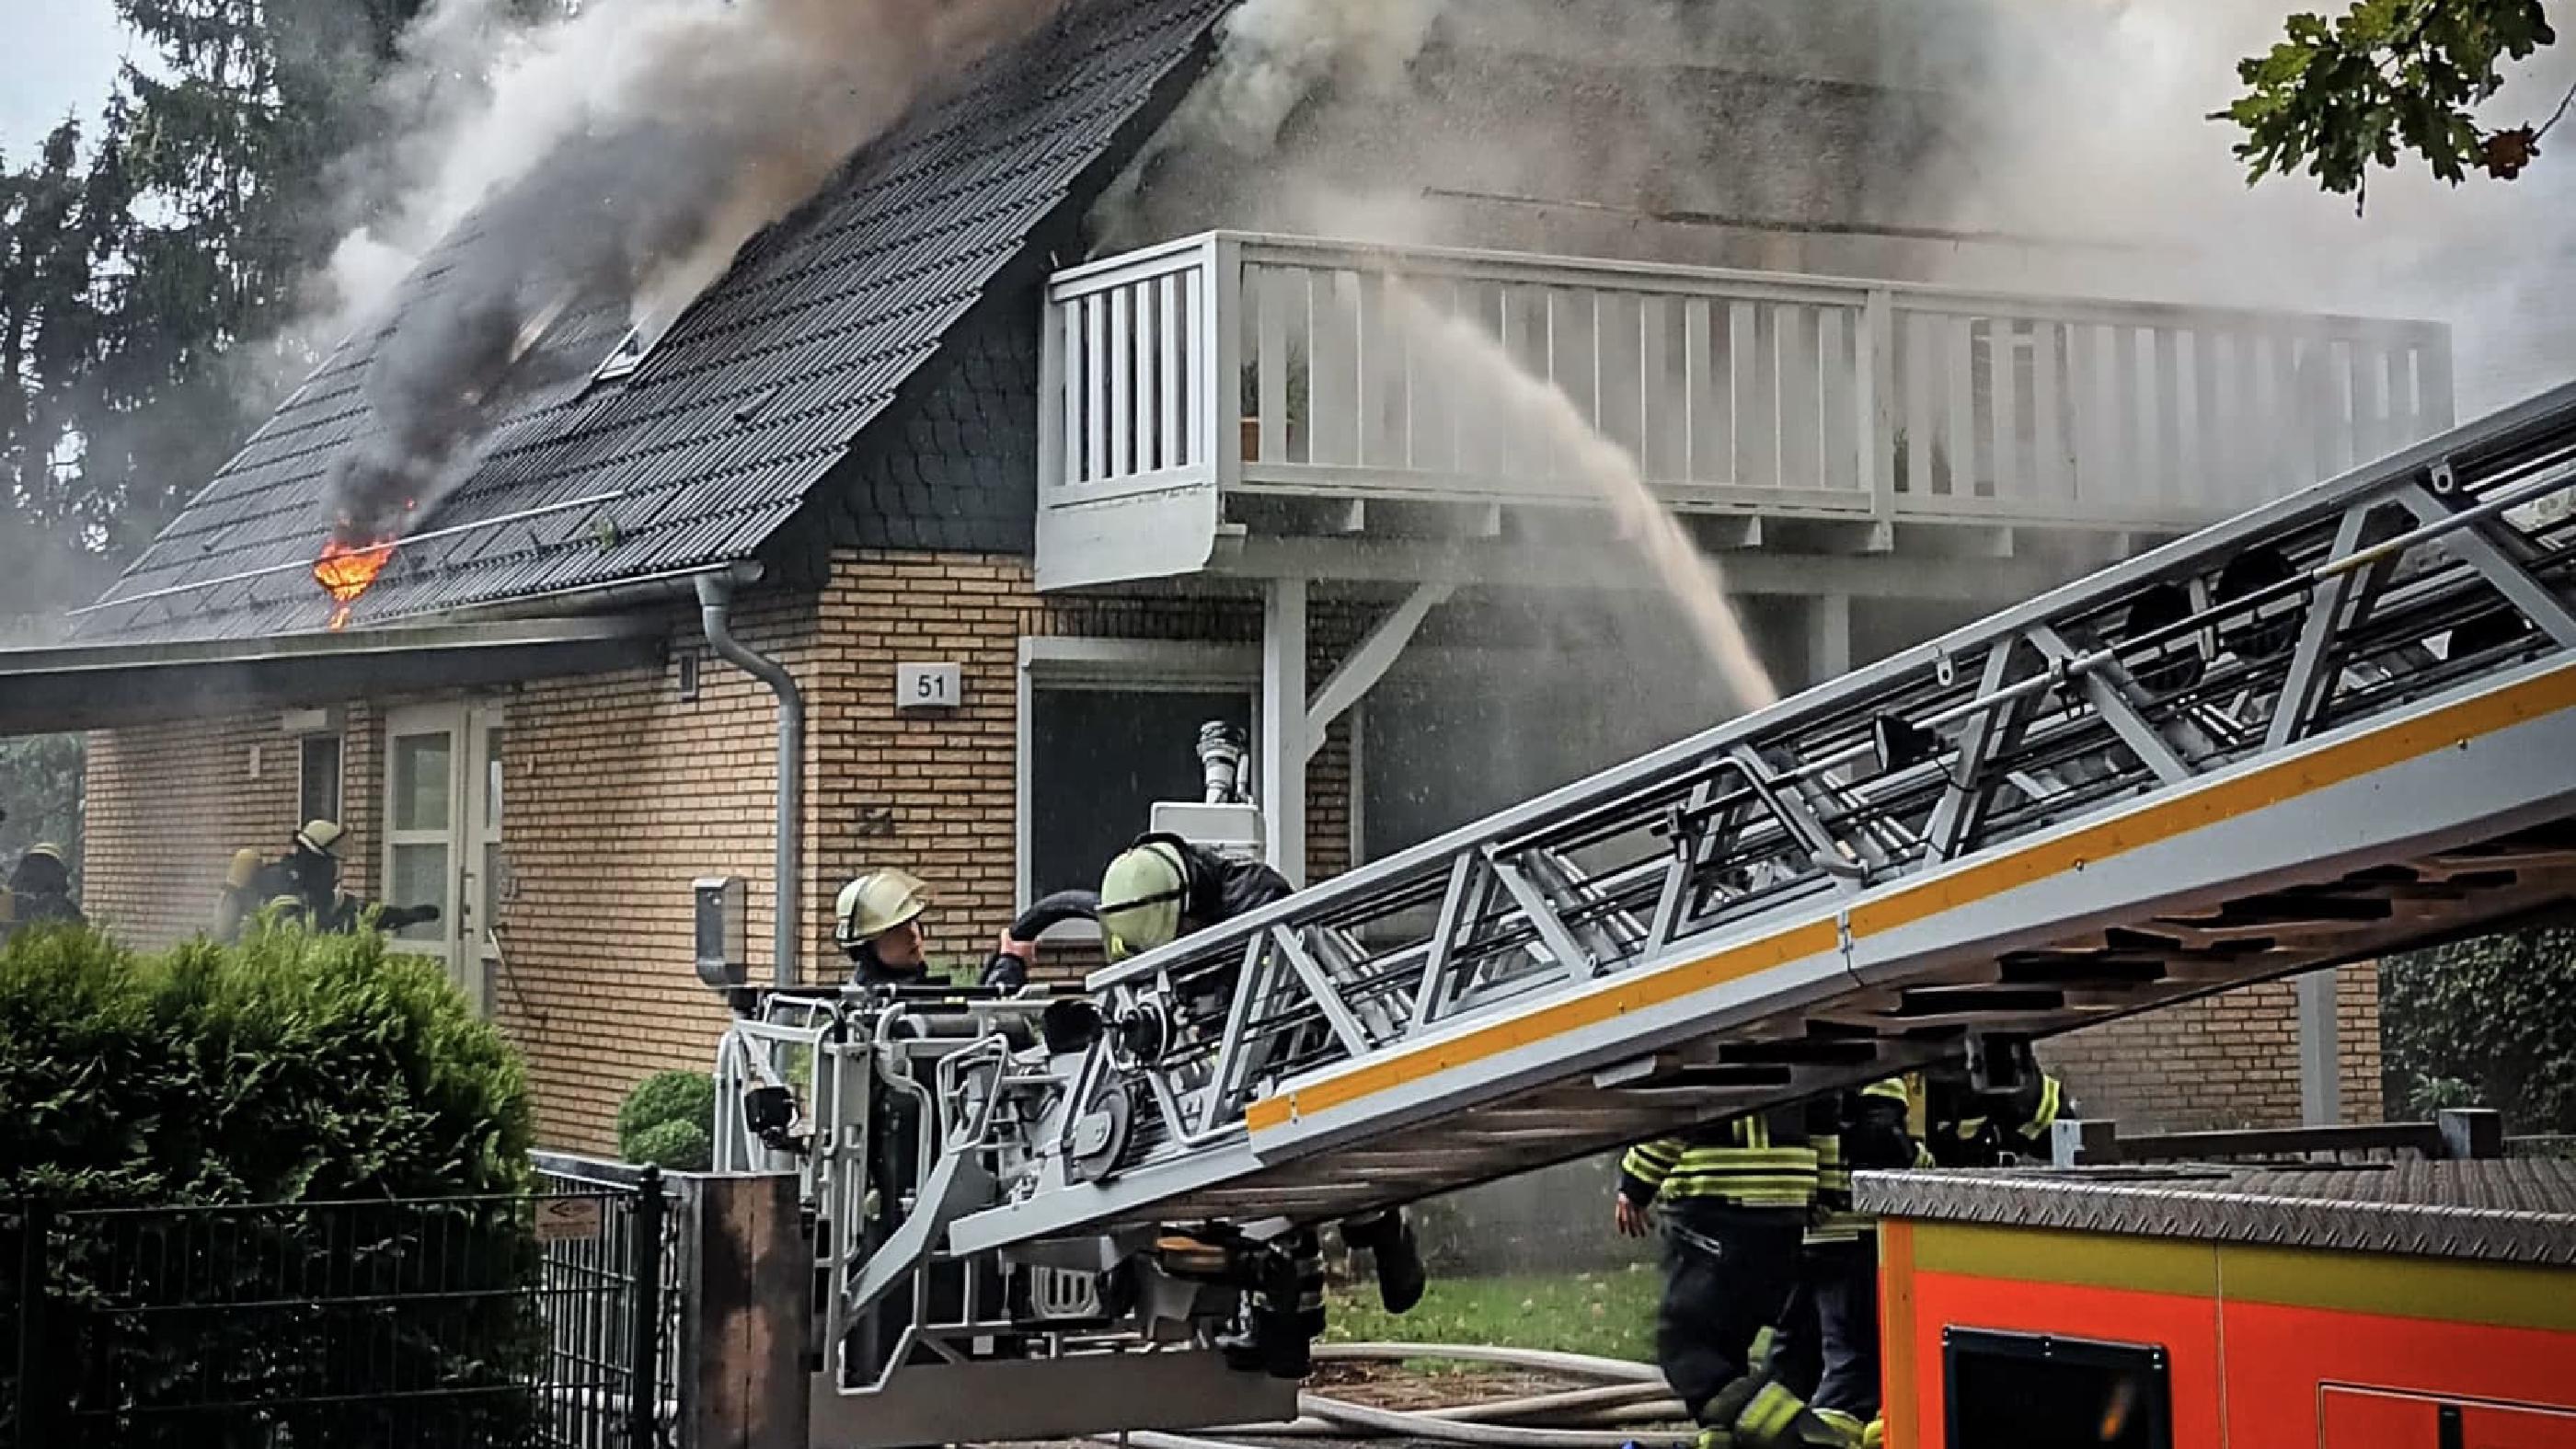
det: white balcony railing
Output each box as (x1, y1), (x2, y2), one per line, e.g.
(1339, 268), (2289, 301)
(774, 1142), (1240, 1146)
(1036, 232), (2453, 590)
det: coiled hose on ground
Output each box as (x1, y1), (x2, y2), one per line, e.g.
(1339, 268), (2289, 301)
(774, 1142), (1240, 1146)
(1092, 1342), (1688, 1449)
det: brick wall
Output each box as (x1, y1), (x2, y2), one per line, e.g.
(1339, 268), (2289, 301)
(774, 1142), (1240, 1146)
(807, 551), (1363, 989)
(493, 596), (808, 1153)
(2040, 961), (2386, 1131)
(84, 703), (384, 948)
(85, 716), (309, 946)
(78, 551), (2390, 1153)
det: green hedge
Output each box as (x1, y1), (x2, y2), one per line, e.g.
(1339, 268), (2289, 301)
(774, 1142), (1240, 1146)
(0, 921), (543, 1444)
(618, 1068), (716, 1171)
(2382, 926), (2576, 1132)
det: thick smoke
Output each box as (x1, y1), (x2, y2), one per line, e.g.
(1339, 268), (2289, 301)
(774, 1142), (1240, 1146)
(1092, 0), (1446, 248)
(1896, 0), (2576, 417)
(317, 0), (1066, 544)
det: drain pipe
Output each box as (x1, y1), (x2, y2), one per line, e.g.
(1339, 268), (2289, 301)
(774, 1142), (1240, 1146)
(696, 569), (804, 987)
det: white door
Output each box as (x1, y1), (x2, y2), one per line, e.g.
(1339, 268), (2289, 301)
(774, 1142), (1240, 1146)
(382, 702), (505, 1011)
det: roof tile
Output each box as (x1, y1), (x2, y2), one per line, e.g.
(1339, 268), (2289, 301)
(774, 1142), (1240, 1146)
(78, 0), (1225, 642)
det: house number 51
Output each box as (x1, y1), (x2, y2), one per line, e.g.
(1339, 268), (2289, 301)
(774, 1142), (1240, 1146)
(897, 662), (961, 712)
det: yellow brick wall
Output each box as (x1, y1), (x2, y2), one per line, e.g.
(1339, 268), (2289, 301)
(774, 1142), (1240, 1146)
(491, 595), (810, 1153)
(2041, 961), (2386, 1131)
(808, 551), (1361, 988)
(83, 703), (385, 947)
(79, 548), (2385, 1155)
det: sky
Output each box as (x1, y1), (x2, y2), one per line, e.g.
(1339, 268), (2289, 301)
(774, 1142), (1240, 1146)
(0, 0), (133, 159)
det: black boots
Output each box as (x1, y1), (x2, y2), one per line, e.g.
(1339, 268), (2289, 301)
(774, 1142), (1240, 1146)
(1213, 1228), (1324, 1380)
(1340, 1208), (1426, 1315)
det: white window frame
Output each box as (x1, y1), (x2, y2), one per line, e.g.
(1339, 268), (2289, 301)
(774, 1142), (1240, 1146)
(1015, 638), (1261, 938)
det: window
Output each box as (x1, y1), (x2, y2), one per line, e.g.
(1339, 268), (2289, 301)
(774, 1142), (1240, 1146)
(1018, 639), (1258, 922)
(1943, 1328), (2171, 1449)
(298, 734), (344, 826)
(1359, 644), (1733, 863)
(592, 325), (647, 384)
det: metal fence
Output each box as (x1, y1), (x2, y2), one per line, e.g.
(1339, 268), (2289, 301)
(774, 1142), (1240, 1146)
(4, 1165), (672, 1449)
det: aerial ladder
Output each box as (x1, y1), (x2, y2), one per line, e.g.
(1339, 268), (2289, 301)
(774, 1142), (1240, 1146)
(707, 380), (2576, 1446)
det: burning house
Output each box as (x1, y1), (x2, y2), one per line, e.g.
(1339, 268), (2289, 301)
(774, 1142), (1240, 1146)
(0, 0), (2451, 1151)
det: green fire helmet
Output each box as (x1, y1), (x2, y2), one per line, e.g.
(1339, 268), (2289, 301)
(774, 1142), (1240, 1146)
(1098, 840), (1190, 962)
(25, 843), (64, 866)
(295, 820), (346, 856)
(834, 868), (930, 950)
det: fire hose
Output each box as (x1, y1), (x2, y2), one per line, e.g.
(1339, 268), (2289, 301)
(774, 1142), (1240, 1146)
(1093, 1342), (1688, 1449)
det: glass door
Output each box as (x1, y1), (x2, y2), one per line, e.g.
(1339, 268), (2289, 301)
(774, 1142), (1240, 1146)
(382, 702), (504, 1012)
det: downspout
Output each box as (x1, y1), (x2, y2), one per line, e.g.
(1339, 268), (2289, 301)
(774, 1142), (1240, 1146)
(696, 569), (804, 987)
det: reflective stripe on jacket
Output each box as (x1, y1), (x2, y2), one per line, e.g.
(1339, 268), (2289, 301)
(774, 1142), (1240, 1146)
(1619, 1107), (1817, 1211)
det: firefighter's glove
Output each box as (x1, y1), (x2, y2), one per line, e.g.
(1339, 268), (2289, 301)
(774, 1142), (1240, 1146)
(979, 953), (1029, 993)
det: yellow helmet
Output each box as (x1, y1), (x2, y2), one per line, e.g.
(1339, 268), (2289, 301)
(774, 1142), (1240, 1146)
(224, 848), (262, 891)
(834, 868), (929, 949)
(294, 820), (345, 856)
(1098, 840), (1190, 961)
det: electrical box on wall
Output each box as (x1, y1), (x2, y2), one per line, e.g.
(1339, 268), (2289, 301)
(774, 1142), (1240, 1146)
(896, 662), (961, 713)
(695, 877), (748, 988)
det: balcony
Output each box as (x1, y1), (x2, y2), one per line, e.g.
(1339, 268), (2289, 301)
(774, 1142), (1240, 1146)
(1035, 232), (2452, 594)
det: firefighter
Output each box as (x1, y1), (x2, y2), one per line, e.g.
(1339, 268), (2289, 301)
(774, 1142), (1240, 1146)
(1615, 1106), (1818, 1447)
(213, 847), (265, 942)
(254, 821), (441, 935)
(4, 843), (84, 937)
(1754, 1081), (1917, 1449)
(1918, 1043), (2065, 1169)
(996, 835), (1423, 1378)
(999, 834), (1428, 1315)
(834, 867), (1032, 991)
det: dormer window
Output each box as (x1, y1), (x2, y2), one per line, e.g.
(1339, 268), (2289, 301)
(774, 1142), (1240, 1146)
(592, 326), (648, 384)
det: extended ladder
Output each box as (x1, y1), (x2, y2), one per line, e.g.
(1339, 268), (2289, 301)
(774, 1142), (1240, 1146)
(947, 379), (2576, 1257)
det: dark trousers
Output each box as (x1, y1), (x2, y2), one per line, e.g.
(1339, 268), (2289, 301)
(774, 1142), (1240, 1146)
(1785, 1233), (1880, 1419)
(1654, 1201), (1807, 1425)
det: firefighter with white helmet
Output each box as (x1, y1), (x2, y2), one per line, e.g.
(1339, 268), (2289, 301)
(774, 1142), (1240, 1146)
(248, 820), (441, 935)
(998, 833), (1430, 1329)
(834, 868), (936, 985)
(835, 867), (1030, 991)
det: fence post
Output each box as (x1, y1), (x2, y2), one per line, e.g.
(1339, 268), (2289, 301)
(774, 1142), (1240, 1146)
(2051, 1118), (2120, 1167)
(2436, 1108), (2503, 1160)
(678, 1173), (809, 1449)
(14, 1202), (50, 1449)
(629, 1166), (666, 1449)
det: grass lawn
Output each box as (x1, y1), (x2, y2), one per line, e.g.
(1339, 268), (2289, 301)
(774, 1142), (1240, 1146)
(1322, 1262), (1660, 1365)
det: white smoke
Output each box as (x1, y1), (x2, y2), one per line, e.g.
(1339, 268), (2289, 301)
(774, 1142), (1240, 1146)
(1092, 0), (1447, 247)
(1913, 0), (2576, 416)
(309, 0), (1065, 539)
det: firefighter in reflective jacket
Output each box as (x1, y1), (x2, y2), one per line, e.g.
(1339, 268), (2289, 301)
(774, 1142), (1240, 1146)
(1917, 1050), (2064, 1168)
(1754, 1081), (1917, 1449)
(1616, 1107), (1817, 1446)
(999, 835), (1426, 1374)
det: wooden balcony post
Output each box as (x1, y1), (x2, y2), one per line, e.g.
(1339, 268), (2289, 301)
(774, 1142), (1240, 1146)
(1861, 288), (1896, 525)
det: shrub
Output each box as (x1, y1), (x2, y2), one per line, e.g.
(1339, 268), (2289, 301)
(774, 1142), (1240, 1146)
(627, 1118), (714, 1172)
(617, 1068), (717, 1169)
(0, 922), (542, 1444)
(2382, 926), (2576, 1132)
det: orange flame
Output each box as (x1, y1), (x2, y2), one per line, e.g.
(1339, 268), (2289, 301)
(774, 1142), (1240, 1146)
(314, 538), (396, 631)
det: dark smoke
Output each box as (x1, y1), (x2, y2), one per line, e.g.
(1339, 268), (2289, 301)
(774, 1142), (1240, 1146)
(317, 0), (1068, 546)
(328, 121), (771, 543)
